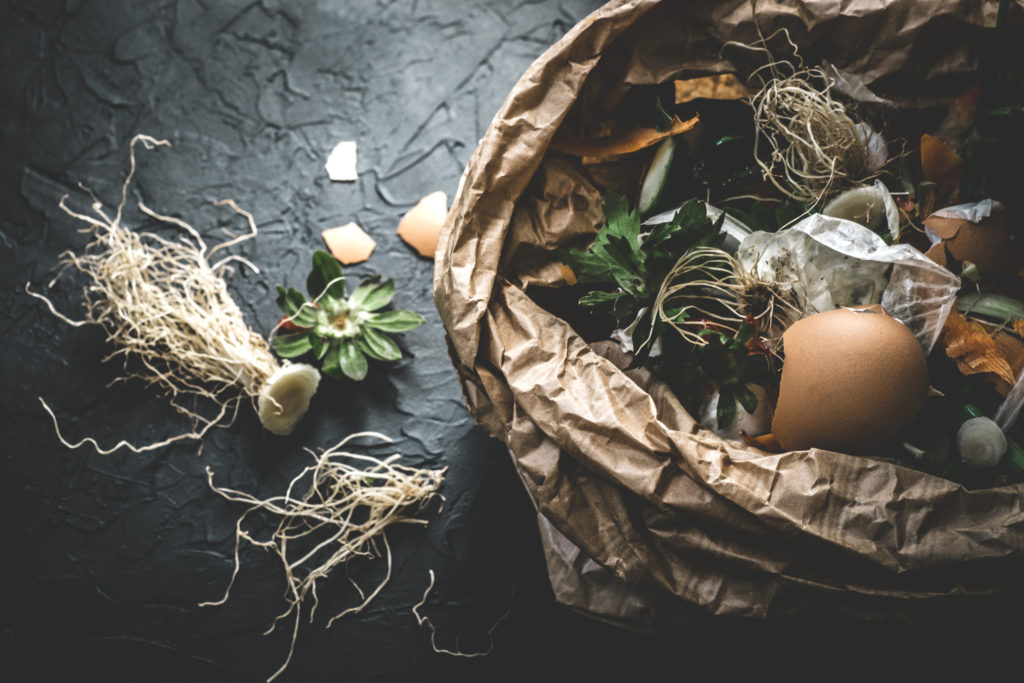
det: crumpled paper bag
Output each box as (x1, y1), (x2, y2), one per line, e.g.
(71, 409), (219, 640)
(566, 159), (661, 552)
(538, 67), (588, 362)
(435, 0), (1024, 624)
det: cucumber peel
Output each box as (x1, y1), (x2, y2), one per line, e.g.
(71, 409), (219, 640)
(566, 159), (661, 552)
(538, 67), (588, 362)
(638, 137), (676, 215)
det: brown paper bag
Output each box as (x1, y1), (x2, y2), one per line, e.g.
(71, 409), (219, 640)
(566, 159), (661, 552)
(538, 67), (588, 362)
(435, 0), (1024, 624)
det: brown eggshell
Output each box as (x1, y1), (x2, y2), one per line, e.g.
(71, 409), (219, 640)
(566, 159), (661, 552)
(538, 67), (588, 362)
(772, 305), (929, 454)
(321, 222), (376, 265)
(923, 212), (1015, 274)
(397, 190), (448, 258)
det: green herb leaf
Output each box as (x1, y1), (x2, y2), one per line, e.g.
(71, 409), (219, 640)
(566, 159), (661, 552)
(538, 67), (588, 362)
(578, 290), (623, 313)
(275, 285), (297, 316)
(734, 321), (754, 345)
(716, 387), (737, 429)
(309, 333), (330, 360)
(349, 276), (395, 311)
(338, 340), (369, 381)
(308, 250), (346, 300)
(285, 287), (307, 317)
(272, 332), (313, 359)
(357, 327), (402, 362)
(562, 193), (732, 362)
(322, 343), (344, 379)
(735, 384), (759, 415)
(365, 310), (425, 333)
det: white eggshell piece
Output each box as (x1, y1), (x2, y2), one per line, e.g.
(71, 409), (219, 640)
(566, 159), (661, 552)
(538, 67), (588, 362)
(325, 140), (358, 182)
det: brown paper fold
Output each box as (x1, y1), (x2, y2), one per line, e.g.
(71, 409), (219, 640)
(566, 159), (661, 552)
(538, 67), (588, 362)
(435, 0), (1024, 624)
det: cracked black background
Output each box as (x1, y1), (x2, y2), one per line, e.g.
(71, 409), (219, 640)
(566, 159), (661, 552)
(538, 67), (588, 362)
(1, 1), (1020, 682)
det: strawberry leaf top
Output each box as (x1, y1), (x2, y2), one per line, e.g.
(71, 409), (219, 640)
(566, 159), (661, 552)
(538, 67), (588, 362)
(271, 250), (425, 381)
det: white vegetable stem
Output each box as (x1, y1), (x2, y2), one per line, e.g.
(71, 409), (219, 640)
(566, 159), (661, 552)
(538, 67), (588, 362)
(257, 363), (322, 436)
(957, 417), (1007, 468)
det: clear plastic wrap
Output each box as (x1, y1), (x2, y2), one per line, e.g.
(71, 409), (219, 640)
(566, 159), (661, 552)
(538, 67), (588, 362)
(738, 214), (961, 352)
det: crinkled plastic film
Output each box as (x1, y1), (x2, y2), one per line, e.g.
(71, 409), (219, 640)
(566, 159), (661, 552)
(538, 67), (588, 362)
(739, 214), (962, 352)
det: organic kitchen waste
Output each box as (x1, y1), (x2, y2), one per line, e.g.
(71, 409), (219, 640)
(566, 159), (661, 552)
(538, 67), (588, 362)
(28, 135), (445, 681)
(435, 0), (1024, 625)
(549, 28), (1024, 488)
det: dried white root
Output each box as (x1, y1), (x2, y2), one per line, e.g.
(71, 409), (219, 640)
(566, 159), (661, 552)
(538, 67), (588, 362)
(750, 60), (878, 205)
(412, 569), (514, 657)
(201, 432), (445, 682)
(27, 134), (320, 449)
(727, 29), (885, 206)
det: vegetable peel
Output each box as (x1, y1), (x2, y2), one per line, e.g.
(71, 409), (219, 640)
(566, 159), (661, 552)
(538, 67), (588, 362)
(549, 114), (699, 162)
(940, 310), (1016, 386)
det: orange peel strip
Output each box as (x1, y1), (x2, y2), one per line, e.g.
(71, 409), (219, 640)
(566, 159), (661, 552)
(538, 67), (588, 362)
(549, 114), (699, 161)
(940, 310), (1016, 386)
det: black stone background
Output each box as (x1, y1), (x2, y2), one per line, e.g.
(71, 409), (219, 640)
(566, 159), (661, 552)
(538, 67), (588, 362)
(1, 1), (1019, 682)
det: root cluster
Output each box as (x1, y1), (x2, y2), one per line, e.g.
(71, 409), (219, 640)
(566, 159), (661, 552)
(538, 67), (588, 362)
(652, 246), (801, 352)
(726, 25), (880, 206)
(201, 432), (446, 681)
(750, 61), (875, 204)
(29, 135), (281, 451)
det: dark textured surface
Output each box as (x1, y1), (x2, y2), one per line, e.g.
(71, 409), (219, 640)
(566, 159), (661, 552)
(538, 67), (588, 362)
(0, 1), (1019, 682)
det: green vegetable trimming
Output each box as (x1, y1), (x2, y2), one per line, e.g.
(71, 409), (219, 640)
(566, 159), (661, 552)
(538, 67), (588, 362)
(272, 251), (425, 381)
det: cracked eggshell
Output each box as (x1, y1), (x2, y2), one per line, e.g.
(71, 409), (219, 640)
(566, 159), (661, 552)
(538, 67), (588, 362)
(771, 305), (929, 454)
(822, 180), (900, 241)
(397, 190), (448, 258)
(924, 209), (1015, 275)
(325, 140), (358, 181)
(322, 221), (376, 265)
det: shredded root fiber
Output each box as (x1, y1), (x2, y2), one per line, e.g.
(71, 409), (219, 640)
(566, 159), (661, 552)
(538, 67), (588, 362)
(727, 28), (881, 205)
(201, 432), (445, 682)
(412, 569), (514, 658)
(750, 61), (876, 204)
(27, 134), (306, 449)
(652, 245), (802, 355)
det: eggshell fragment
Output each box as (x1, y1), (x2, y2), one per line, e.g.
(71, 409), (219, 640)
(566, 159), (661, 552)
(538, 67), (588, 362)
(772, 305), (929, 454)
(397, 191), (448, 259)
(325, 140), (358, 181)
(920, 133), (963, 190)
(924, 211), (1015, 275)
(321, 222), (375, 265)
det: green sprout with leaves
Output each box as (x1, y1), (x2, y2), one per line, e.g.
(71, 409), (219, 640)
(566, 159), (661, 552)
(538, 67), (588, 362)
(675, 319), (775, 429)
(271, 251), (425, 381)
(563, 193), (782, 429)
(561, 194), (727, 365)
